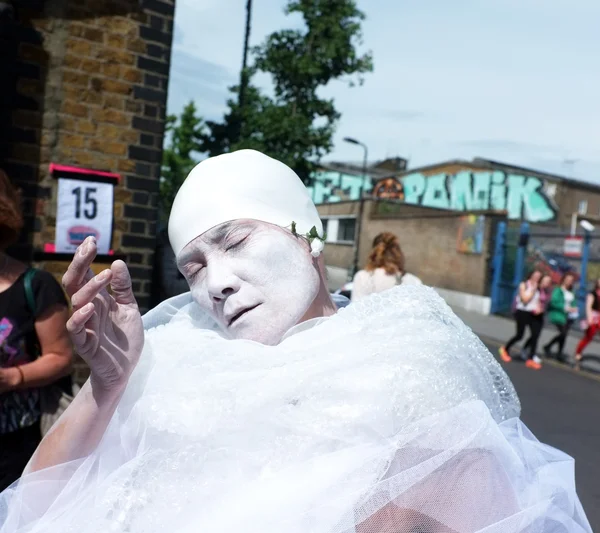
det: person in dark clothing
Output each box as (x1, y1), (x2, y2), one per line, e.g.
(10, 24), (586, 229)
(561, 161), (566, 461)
(543, 273), (578, 361)
(0, 169), (73, 491)
(574, 278), (600, 367)
(499, 270), (542, 367)
(520, 274), (552, 367)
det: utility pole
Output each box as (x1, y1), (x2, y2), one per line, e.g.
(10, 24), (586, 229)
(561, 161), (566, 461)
(237, 0), (253, 142)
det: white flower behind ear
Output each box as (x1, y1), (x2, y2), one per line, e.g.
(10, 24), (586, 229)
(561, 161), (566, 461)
(290, 222), (326, 257)
(310, 238), (325, 257)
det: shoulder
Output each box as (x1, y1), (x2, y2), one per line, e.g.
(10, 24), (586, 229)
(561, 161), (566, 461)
(29, 268), (68, 313)
(30, 269), (62, 290)
(352, 270), (370, 283)
(401, 273), (422, 285)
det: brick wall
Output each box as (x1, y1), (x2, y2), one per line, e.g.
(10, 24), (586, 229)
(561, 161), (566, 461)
(1, 0), (176, 314)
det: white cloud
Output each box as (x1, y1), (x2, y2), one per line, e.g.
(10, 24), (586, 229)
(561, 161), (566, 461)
(168, 0), (600, 185)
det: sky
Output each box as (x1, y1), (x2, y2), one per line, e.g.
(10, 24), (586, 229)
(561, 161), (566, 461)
(167, 0), (600, 184)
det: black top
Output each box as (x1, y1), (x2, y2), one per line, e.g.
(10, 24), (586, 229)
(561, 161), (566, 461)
(0, 269), (68, 434)
(591, 290), (600, 312)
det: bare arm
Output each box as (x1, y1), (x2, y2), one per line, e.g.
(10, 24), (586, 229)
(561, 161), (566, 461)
(0, 306), (73, 393)
(518, 282), (536, 304)
(25, 237), (144, 473)
(585, 293), (594, 324)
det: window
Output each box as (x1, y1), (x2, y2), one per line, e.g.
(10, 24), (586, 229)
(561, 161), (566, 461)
(338, 218), (356, 242)
(578, 200), (588, 215)
(320, 216), (356, 244)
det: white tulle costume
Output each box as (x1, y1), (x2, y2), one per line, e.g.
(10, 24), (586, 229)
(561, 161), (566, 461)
(0, 285), (592, 532)
(0, 150), (591, 531)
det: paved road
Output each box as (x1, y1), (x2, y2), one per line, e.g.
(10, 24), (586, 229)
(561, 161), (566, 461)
(484, 339), (600, 530)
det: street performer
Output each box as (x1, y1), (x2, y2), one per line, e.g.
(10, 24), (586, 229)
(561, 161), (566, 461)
(0, 150), (592, 532)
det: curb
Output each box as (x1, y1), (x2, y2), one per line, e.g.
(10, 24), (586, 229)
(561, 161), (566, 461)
(477, 332), (600, 384)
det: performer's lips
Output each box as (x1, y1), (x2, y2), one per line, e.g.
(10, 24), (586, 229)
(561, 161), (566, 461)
(227, 304), (260, 327)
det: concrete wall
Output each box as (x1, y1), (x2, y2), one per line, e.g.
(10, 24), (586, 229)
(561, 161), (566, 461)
(1, 0), (175, 313)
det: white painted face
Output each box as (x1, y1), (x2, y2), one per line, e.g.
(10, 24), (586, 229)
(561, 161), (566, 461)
(176, 219), (321, 345)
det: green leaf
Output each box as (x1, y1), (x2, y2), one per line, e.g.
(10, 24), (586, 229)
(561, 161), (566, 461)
(201, 0), (373, 184)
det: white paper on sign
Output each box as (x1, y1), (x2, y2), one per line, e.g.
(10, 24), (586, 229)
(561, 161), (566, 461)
(55, 177), (114, 255)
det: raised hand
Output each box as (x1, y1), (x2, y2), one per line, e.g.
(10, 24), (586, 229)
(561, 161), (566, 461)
(62, 236), (144, 396)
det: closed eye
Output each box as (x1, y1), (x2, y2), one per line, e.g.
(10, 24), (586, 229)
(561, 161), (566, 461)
(225, 234), (249, 252)
(184, 264), (204, 282)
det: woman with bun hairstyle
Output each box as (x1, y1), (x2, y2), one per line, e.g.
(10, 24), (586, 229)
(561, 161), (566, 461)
(351, 232), (422, 302)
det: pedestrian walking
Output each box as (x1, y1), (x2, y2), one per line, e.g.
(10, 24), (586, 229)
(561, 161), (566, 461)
(574, 278), (600, 367)
(520, 273), (552, 369)
(543, 273), (578, 362)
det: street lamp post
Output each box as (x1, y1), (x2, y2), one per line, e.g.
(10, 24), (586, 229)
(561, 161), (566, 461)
(578, 220), (595, 318)
(343, 137), (369, 280)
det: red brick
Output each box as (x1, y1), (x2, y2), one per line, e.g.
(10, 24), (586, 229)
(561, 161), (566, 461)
(77, 120), (97, 135)
(104, 94), (125, 110)
(107, 18), (137, 37)
(64, 54), (82, 69)
(101, 64), (121, 78)
(66, 39), (93, 57)
(63, 70), (90, 86)
(91, 139), (127, 156)
(91, 108), (130, 126)
(62, 135), (86, 149)
(120, 130), (139, 144)
(70, 23), (104, 42)
(96, 124), (122, 141)
(63, 101), (89, 118)
(124, 100), (142, 114)
(118, 160), (136, 173)
(106, 34), (126, 49)
(80, 58), (104, 74)
(96, 48), (135, 66)
(101, 79), (132, 95)
(127, 38), (146, 54)
(59, 116), (77, 132)
(122, 67), (142, 84)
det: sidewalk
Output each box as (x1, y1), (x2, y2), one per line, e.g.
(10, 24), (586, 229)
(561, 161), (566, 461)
(451, 306), (600, 373)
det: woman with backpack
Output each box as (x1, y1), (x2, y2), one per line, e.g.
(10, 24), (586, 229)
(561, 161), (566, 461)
(543, 273), (578, 361)
(351, 232), (421, 302)
(0, 170), (73, 491)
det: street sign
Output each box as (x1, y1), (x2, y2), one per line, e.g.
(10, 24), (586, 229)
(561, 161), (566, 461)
(55, 177), (114, 254)
(564, 236), (583, 258)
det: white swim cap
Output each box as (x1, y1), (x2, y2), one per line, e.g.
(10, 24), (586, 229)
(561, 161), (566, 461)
(168, 150), (324, 258)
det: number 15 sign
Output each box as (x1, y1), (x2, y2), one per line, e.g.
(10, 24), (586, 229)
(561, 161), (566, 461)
(55, 177), (114, 255)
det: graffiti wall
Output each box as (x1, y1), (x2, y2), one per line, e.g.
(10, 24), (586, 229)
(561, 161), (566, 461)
(457, 215), (485, 254)
(374, 169), (557, 222)
(309, 166), (558, 223)
(307, 171), (374, 204)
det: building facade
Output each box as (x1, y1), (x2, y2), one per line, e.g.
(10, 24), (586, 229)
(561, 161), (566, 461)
(0, 0), (175, 313)
(310, 158), (600, 229)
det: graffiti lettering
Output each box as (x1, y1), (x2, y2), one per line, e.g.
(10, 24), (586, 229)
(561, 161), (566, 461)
(308, 171), (373, 204)
(309, 168), (557, 222)
(379, 171), (556, 222)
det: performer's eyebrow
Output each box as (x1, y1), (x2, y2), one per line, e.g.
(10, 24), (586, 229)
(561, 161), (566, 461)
(208, 222), (235, 244)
